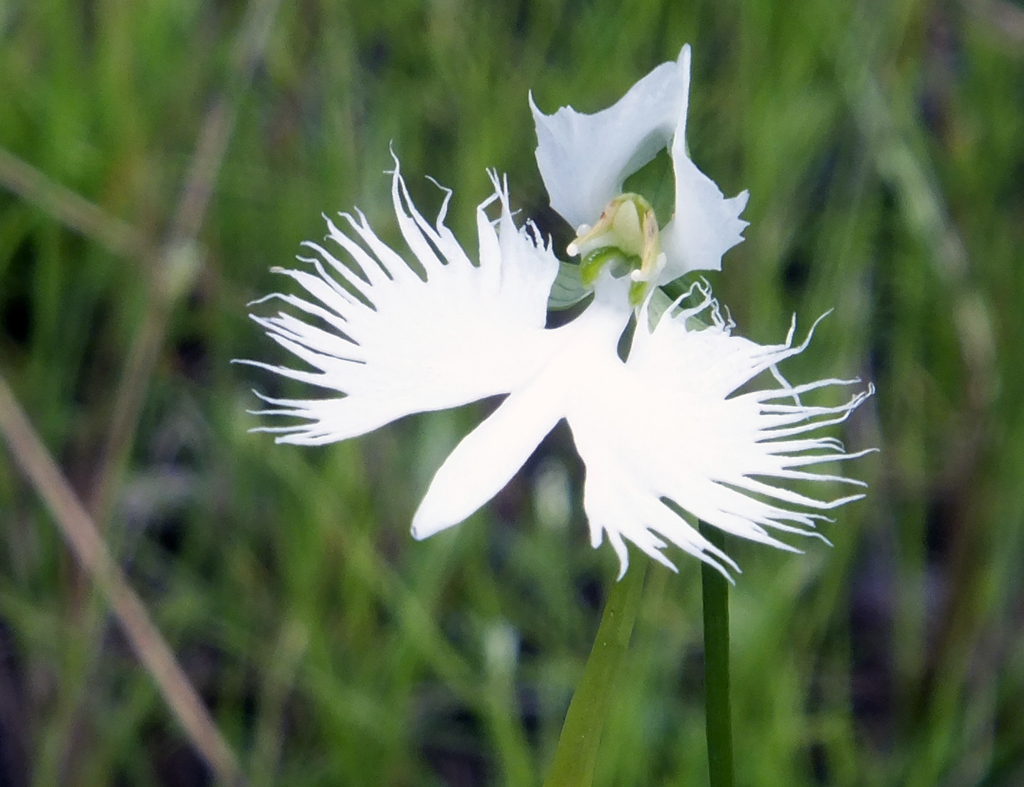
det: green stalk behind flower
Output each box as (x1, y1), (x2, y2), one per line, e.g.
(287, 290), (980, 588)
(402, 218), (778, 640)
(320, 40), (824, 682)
(542, 554), (648, 787)
(701, 520), (734, 787)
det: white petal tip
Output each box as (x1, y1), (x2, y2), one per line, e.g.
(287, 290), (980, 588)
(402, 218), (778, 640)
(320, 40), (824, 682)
(410, 510), (452, 541)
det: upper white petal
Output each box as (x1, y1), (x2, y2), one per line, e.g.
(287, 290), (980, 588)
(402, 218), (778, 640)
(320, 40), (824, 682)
(532, 44), (750, 279)
(531, 47), (691, 229)
(660, 96), (750, 277)
(245, 160), (561, 444)
(563, 282), (872, 577)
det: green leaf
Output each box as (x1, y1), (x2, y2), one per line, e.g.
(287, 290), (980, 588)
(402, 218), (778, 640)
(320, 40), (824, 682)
(548, 261), (588, 310)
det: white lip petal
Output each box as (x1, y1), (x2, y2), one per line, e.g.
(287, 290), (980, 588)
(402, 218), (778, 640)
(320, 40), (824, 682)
(411, 360), (572, 540)
(411, 286), (633, 542)
(531, 46), (691, 229)
(243, 158), (560, 445)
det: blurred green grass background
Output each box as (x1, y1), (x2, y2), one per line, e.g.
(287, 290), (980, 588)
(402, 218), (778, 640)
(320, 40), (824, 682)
(1, 0), (1023, 785)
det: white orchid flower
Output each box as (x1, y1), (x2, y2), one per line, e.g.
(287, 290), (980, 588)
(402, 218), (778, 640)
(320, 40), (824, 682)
(245, 47), (873, 577)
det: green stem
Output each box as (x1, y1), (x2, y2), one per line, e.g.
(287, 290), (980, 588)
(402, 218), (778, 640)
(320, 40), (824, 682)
(700, 521), (734, 787)
(542, 554), (648, 787)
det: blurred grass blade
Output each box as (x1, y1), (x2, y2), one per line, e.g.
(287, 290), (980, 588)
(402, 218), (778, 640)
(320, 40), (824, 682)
(88, 0), (282, 527)
(0, 374), (248, 787)
(0, 145), (150, 260)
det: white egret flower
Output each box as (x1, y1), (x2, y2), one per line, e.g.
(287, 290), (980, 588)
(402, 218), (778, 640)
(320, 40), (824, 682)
(245, 47), (872, 577)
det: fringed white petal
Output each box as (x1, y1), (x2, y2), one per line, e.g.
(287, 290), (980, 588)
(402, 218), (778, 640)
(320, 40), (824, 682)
(531, 47), (690, 229)
(564, 281), (873, 577)
(243, 158), (561, 444)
